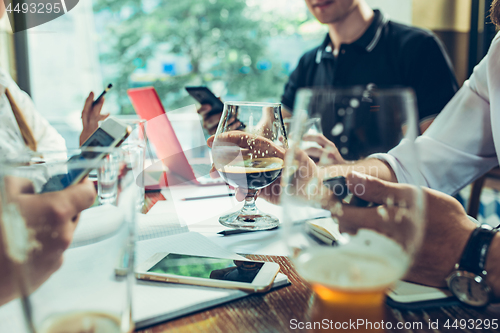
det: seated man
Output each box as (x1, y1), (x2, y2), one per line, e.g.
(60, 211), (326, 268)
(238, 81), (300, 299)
(199, 0), (458, 138)
(206, 0), (500, 306)
(0, 178), (96, 306)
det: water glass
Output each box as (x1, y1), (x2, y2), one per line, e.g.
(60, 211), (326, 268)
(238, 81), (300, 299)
(282, 87), (425, 328)
(121, 119), (147, 210)
(0, 148), (136, 333)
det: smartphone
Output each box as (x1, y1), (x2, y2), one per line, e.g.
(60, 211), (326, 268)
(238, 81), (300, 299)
(40, 118), (131, 193)
(185, 86), (224, 116)
(322, 176), (378, 207)
(136, 253), (280, 293)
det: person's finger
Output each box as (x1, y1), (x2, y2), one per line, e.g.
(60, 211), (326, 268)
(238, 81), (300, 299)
(198, 104), (213, 116)
(235, 188), (247, 201)
(260, 181), (281, 205)
(302, 134), (333, 148)
(99, 114), (110, 122)
(304, 147), (324, 159)
(91, 96), (105, 119)
(205, 113), (222, 129)
(228, 121), (243, 131)
(4, 176), (35, 197)
(338, 204), (405, 235)
(207, 135), (215, 148)
(51, 179), (96, 217)
(209, 164), (220, 179)
(81, 92), (94, 125)
(345, 171), (416, 205)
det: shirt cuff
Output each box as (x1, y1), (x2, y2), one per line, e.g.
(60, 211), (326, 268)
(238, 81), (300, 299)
(369, 139), (428, 187)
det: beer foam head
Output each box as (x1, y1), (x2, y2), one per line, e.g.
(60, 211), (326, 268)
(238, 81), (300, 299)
(296, 230), (410, 290)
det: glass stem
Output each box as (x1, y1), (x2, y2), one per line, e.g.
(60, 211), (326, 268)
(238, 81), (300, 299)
(240, 189), (259, 218)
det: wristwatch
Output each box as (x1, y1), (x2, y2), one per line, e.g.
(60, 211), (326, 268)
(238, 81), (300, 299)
(446, 224), (497, 307)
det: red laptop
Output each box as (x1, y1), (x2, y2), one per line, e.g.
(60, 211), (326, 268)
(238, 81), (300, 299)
(127, 87), (222, 186)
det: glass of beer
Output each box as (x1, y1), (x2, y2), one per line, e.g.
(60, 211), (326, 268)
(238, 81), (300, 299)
(211, 101), (288, 230)
(281, 87), (425, 331)
(0, 147), (137, 333)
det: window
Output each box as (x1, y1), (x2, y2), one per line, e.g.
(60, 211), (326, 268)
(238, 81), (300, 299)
(26, 0), (415, 147)
(0, 14), (15, 79)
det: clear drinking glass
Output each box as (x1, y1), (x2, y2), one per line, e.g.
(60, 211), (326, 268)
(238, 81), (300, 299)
(211, 101), (288, 230)
(120, 119), (147, 210)
(284, 117), (323, 154)
(282, 87), (425, 328)
(98, 152), (119, 205)
(0, 148), (137, 333)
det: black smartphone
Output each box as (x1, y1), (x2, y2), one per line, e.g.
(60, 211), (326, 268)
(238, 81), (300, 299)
(185, 86), (224, 116)
(322, 176), (378, 207)
(40, 118), (131, 193)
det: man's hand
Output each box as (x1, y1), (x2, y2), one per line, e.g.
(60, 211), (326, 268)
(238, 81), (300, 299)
(80, 92), (109, 146)
(198, 104), (222, 135)
(302, 134), (346, 165)
(207, 132), (289, 204)
(0, 178), (96, 305)
(339, 171), (475, 288)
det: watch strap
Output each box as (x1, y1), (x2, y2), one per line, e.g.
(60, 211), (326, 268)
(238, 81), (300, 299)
(459, 225), (497, 276)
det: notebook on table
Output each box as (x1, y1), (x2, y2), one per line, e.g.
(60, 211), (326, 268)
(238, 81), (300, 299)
(0, 232), (290, 333)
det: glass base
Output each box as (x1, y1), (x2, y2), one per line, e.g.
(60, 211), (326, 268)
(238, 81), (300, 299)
(219, 210), (279, 230)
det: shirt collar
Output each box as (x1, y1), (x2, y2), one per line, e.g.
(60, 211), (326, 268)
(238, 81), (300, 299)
(320, 9), (388, 56)
(353, 10), (388, 52)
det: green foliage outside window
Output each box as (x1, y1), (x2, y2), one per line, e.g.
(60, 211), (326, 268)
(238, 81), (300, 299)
(94, 0), (300, 114)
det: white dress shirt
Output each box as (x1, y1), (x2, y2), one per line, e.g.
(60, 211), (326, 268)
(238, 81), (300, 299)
(0, 67), (66, 158)
(378, 33), (500, 195)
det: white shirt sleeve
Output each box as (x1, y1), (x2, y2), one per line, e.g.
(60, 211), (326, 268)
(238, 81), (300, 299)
(375, 34), (500, 195)
(14, 88), (67, 152)
(0, 67), (66, 155)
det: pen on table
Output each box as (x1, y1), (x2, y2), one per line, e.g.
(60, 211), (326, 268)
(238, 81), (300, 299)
(217, 227), (278, 236)
(93, 83), (113, 106)
(182, 193), (235, 201)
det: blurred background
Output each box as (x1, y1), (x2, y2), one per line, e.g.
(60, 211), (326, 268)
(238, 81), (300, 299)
(0, 0), (497, 220)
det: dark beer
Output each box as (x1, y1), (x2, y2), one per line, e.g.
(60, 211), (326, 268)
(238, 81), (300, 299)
(217, 157), (283, 190)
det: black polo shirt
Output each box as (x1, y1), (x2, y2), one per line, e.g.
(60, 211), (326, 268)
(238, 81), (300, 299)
(281, 10), (459, 122)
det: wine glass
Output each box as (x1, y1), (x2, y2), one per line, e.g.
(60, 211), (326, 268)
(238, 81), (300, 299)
(0, 147), (137, 333)
(281, 87), (425, 326)
(211, 101), (288, 230)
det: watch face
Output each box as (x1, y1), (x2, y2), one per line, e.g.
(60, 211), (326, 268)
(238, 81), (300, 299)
(448, 271), (491, 307)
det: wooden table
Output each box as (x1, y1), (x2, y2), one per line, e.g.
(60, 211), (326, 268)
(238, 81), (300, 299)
(138, 193), (500, 333)
(135, 253), (500, 333)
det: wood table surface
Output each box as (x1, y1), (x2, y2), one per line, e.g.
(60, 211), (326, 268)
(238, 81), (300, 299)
(137, 193), (500, 333)
(135, 253), (500, 333)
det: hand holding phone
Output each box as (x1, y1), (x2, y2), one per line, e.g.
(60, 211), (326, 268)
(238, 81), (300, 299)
(186, 86), (225, 134)
(185, 86), (224, 116)
(322, 176), (379, 207)
(41, 118), (131, 193)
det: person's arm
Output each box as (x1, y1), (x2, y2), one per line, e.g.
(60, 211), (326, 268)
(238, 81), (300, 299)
(377, 42), (499, 194)
(486, 234), (500, 299)
(10, 83), (67, 151)
(0, 179), (96, 306)
(339, 172), (476, 288)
